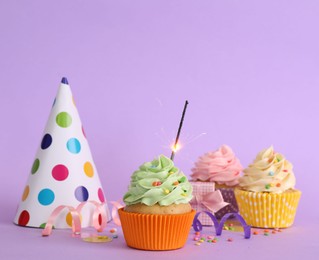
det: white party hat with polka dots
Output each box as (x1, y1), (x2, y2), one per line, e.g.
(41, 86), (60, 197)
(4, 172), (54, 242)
(14, 78), (111, 228)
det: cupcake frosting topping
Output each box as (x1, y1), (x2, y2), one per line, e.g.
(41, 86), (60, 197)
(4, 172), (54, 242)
(123, 155), (193, 206)
(239, 146), (296, 193)
(190, 145), (243, 186)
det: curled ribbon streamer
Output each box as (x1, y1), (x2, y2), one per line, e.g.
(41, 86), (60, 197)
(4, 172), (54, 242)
(42, 200), (124, 236)
(42, 205), (81, 236)
(193, 211), (219, 231)
(192, 211), (251, 239)
(76, 200), (107, 232)
(193, 190), (229, 213)
(109, 200), (124, 226)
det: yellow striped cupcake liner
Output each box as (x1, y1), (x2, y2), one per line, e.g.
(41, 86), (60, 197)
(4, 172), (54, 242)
(234, 189), (301, 228)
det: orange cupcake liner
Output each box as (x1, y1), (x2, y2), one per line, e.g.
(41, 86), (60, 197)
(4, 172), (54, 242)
(118, 208), (196, 250)
(234, 189), (301, 228)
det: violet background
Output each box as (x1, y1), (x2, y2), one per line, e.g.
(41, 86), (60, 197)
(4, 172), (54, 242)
(0, 0), (318, 259)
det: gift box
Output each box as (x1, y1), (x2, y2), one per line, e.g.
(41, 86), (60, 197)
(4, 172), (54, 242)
(190, 181), (228, 226)
(214, 186), (239, 219)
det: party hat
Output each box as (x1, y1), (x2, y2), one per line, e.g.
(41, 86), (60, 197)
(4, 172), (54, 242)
(14, 78), (111, 228)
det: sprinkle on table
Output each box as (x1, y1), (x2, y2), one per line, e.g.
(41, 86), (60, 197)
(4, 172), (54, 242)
(263, 230), (270, 236)
(109, 228), (117, 233)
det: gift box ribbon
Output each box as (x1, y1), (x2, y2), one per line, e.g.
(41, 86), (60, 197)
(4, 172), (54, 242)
(192, 190), (229, 213)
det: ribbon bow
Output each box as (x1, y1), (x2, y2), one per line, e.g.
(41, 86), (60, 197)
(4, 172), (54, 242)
(193, 190), (229, 213)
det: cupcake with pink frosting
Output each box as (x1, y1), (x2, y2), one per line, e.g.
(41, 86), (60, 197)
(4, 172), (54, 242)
(191, 145), (243, 218)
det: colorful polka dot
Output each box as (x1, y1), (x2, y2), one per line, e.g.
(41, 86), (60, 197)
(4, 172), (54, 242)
(98, 188), (105, 202)
(56, 112), (72, 128)
(84, 162), (94, 177)
(75, 186), (89, 202)
(82, 126), (86, 138)
(18, 210), (30, 226)
(74, 186), (89, 202)
(40, 223), (54, 229)
(66, 212), (73, 227)
(52, 164), (69, 181)
(39, 223), (46, 228)
(41, 134), (52, 149)
(67, 138), (81, 154)
(38, 188), (55, 206)
(66, 212), (82, 227)
(98, 214), (102, 225)
(31, 158), (40, 174)
(22, 185), (30, 201)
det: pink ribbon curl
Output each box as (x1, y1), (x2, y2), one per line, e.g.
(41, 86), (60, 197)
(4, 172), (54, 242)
(193, 190), (229, 213)
(42, 200), (125, 237)
(109, 200), (124, 226)
(42, 205), (81, 236)
(76, 201), (108, 232)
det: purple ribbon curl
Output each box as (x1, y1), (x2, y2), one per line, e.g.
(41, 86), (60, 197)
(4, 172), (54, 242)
(192, 211), (251, 239)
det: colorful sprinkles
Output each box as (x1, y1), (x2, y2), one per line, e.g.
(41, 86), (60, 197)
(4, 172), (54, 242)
(193, 227), (283, 246)
(179, 176), (186, 183)
(152, 181), (162, 186)
(251, 228), (283, 236)
(163, 189), (170, 195)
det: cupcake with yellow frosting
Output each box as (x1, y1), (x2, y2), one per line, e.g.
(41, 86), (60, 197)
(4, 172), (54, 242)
(235, 146), (301, 228)
(119, 155), (195, 250)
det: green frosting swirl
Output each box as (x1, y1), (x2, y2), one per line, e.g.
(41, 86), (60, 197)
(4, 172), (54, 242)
(123, 155), (193, 206)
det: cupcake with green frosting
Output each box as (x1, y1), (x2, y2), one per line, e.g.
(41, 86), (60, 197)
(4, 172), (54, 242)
(119, 155), (195, 250)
